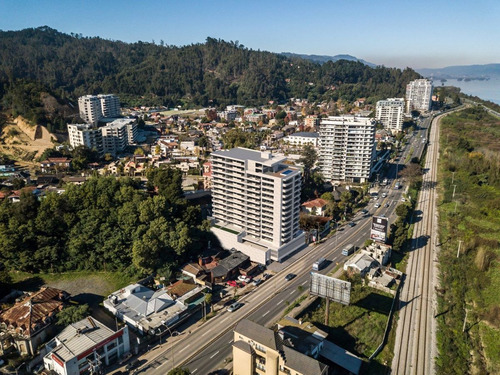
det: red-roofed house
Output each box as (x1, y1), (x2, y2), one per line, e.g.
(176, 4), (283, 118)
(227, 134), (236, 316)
(302, 198), (328, 216)
(0, 287), (69, 356)
(40, 158), (72, 173)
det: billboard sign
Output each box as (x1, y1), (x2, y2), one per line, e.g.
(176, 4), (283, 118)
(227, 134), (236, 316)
(309, 273), (351, 305)
(371, 216), (388, 242)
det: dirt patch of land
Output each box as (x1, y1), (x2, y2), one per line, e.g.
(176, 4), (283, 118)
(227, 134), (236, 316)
(0, 116), (57, 167)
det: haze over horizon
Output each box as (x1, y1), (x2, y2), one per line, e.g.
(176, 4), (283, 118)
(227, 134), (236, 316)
(1, 0), (499, 70)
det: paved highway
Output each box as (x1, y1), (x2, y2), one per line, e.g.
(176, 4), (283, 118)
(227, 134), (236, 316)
(133, 125), (428, 375)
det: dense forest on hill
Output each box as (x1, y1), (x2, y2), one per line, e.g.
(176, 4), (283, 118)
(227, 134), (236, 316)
(0, 26), (421, 118)
(0, 170), (213, 276)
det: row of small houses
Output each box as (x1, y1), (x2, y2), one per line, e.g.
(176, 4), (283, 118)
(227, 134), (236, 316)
(0, 249), (257, 373)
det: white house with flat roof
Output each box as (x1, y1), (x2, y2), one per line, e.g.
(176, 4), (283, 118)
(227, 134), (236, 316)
(210, 148), (304, 264)
(283, 132), (319, 147)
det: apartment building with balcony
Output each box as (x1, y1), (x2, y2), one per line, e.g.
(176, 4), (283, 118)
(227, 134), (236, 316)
(78, 94), (121, 124)
(210, 148), (304, 264)
(233, 319), (328, 375)
(67, 124), (104, 155)
(405, 79), (433, 113)
(319, 116), (376, 183)
(375, 98), (405, 133)
(98, 94), (121, 118)
(68, 118), (137, 156)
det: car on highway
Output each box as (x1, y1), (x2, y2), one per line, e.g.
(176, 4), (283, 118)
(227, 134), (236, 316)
(374, 203), (381, 208)
(385, 203), (390, 207)
(361, 209), (368, 214)
(348, 222), (356, 227)
(252, 278), (263, 286)
(227, 302), (243, 312)
(285, 273), (296, 281)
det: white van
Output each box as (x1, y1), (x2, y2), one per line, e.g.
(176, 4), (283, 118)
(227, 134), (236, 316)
(341, 244), (355, 256)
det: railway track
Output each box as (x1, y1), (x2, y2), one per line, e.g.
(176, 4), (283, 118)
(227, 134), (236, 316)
(392, 114), (441, 375)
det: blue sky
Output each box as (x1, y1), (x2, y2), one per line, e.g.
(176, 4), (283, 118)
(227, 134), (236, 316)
(1, 0), (498, 69)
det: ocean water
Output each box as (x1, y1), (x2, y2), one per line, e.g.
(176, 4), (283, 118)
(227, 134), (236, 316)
(436, 77), (500, 105)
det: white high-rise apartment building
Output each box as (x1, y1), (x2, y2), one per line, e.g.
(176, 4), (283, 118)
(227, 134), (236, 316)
(98, 94), (121, 118)
(67, 124), (104, 155)
(78, 94), (121, 124)
(376, 98), (405, 133)
(67, 119), (137, 156)
(78, 95), (102, 125)
(210, 148), (304, 264)
(319, 116), (376, 183)
(406, 79), (433, 113)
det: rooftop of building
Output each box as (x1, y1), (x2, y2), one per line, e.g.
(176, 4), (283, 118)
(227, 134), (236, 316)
(302, 198), (328, 208)
(320, 340), (363, 375)
(0, 287), (69, 336)
(235, 319), (328, 375)
(211, 147), (286, 165)
(287, 132), (319, 138)
(50, 316), (118, 362)
(321, 115), (374, 125)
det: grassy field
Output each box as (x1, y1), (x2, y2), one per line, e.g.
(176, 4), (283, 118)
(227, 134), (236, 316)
(9, 270), (136, 298)
(300, 274), (395, 372)
(435, 107), (500, 374)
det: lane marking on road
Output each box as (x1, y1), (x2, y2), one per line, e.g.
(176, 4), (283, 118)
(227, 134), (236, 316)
(262, 310), (270, 317)
(278, 299), (284, 304)
(228, 339), (233, 344)
(192, 369), (198, 374)
(301, 280), (308, 285)
(210, 350), (220, 359)
(289, 290), (295, 296)
(201, 331), (209, 337)
(179, 344), (191, 352)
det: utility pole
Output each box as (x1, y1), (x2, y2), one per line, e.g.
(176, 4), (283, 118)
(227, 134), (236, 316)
(457, 240), (463, 258)
(462, 308), (468, 332)
(325, 298), (330, 326)
(452, 171), (455, 184)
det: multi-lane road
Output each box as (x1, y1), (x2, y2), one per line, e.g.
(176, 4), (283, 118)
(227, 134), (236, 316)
(134, 119), (431, 375)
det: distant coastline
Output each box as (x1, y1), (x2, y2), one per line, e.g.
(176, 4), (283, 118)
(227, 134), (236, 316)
(436, 76), (500, 105)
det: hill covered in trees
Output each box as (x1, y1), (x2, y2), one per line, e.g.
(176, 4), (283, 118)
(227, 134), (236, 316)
(0, 26), (421, 115)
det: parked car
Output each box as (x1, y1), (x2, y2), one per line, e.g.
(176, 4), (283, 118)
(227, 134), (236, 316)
(361, 209), (368, 214)
(119, 352), (132, 365)
(285, 273), (296, 281)
(262, 273), (272, 280)
(237, 275), (252, 283)
(227, 302), (243, 312)
(252, 278), (263, 286)
(227, 280), (238, 287)
(374, 203), (381, 208)
(125, 359), (139, 371)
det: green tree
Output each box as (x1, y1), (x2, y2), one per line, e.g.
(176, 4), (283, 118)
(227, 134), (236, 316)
(57, 304), (91, 326)
(204, 293), (213, 312)
(167, 368), (191, 375)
